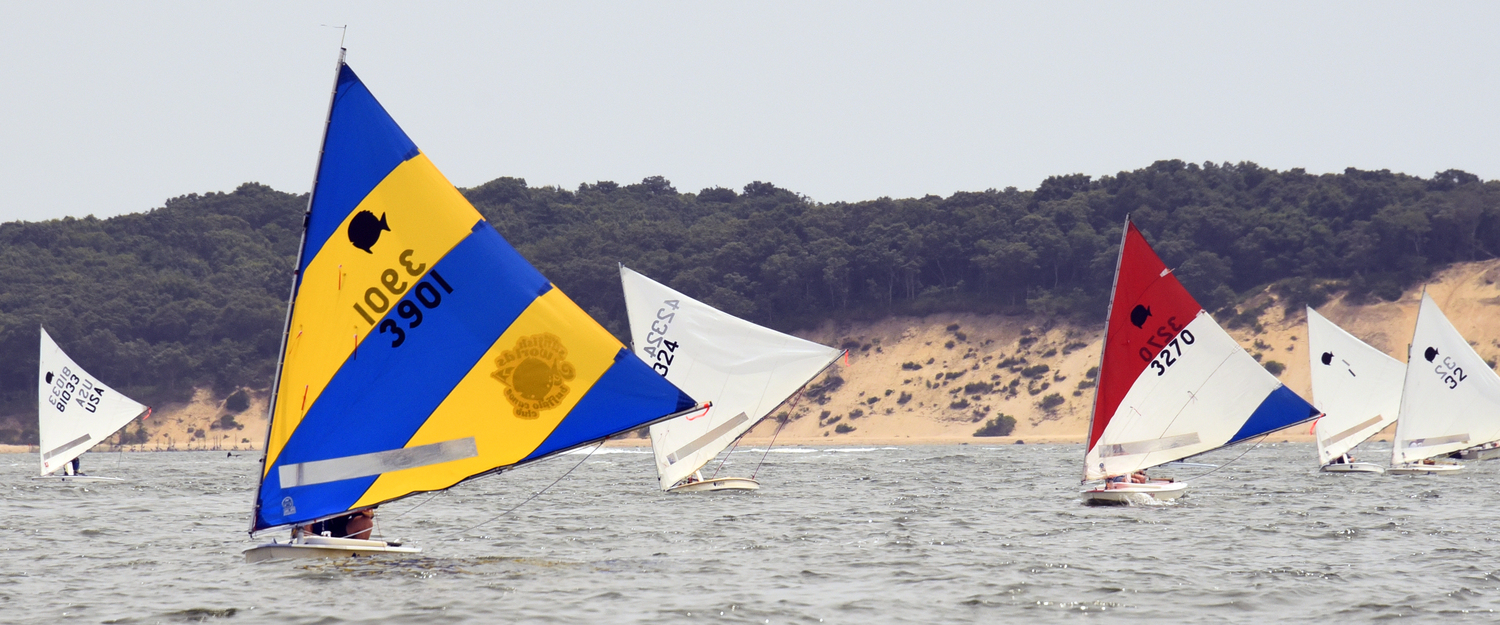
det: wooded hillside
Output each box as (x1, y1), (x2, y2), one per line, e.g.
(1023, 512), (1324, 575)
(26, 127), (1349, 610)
(1, 160), (1496, 443)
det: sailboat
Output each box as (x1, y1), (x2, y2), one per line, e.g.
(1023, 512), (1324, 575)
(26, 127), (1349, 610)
(1081, 220), (1320, 504)
(1387, 291), (1500, 475)
(620, 266), (843, 492)
(1305, 307), (1404, 473)
(243, 51), (701, 562)
(35, 328), (151, 482)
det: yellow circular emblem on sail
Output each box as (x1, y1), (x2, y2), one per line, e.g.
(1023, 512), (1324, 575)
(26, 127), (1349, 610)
(491, 333), (576, 419)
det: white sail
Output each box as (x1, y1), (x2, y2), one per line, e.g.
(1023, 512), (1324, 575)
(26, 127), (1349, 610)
(36, 328), (148, 475)
(621, 266), (842, 490)
(1306, 307), (1404, 465)
(1390, 292), (1500, 465)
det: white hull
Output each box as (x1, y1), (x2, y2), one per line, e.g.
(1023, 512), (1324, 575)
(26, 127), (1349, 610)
(244, 535), (420, 563)
(1459, 447), (1500, 461)
(30, 474), (124, 483)
(1320, 462), (1385, 474)
(1081, 481), (1188, 505)
(1387, 463), (1464, 475)
(667, 477), (760, 493)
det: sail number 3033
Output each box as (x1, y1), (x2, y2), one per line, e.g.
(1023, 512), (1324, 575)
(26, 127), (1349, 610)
(642, 300), (681, 376)
(1148, 330), (1196, 377)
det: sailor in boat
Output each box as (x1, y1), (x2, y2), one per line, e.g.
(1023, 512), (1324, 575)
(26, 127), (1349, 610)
(1329, 454), (1349, 465)
(676, 471), (704, 487)
(1105, 470), (1147, 489)
(64, 456), (81, 476)
(298, 508), (376, 540)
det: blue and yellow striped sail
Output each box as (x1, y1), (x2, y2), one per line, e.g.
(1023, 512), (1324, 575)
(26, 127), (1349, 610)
(251, 61), (696, 533)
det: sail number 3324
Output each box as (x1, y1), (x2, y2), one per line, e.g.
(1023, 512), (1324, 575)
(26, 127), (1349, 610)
(642, 300), (681, 376)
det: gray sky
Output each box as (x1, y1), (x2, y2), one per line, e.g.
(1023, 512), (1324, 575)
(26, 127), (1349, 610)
(2, 2), (1496, 222)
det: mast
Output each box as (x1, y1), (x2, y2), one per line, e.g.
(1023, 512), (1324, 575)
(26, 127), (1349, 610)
(1082, 217), (1129, 482)
(249, 47), (347, 533)
(1391, 287), (1426, 467)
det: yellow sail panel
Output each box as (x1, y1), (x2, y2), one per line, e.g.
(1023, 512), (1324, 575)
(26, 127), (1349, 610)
(265, 153), (482, 473)
(350, 288), (622, 507)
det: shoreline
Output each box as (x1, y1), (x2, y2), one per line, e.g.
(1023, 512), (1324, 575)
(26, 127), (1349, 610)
(1, 432), (1350, 455)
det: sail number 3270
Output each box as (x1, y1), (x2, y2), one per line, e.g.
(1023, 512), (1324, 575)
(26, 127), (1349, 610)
(643, 300), (681, 376)
(1148, 330), (1196, 377)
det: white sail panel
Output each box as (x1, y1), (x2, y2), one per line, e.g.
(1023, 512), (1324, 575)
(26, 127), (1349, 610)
(1306, 307), (1404, 465)
(621, 266), (842, 490)
(1391, 293), (1500, 464)
(1085, 312), (1301, 480)
(36, 328), (148, 475)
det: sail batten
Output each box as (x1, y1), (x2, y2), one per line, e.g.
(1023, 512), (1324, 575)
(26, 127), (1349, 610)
(252, 61), (696, 532)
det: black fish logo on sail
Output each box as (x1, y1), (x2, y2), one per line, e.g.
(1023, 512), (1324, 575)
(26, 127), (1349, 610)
(44, 372), (53, 384)
(1424, 346), (1439, 362)
(1320, 352), (1334, 366)
(347, 211), (391, 253)
(1130, 304), (1152, 329)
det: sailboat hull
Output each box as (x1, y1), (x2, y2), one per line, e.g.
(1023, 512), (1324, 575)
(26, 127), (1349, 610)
(30, 475), (124, 483)
(1081, 481), (1188, 505)
(243, 536), (420, 563)
(1320, 462), (1385, 474)
(1387, 463), (1464, 475)
(1459, 446), (1500, 461)
(667, 477), (760, 493)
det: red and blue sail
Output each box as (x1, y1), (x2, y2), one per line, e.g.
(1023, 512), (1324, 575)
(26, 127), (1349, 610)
(1084, 221), (1318, 480)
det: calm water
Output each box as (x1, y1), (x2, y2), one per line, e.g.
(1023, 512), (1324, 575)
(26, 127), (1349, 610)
(2, 443), (1498, 623)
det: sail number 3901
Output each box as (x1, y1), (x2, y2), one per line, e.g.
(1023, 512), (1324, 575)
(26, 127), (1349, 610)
(642, 300), (681, 376)
(1148, 330), (1196, 377)
(349, 249), (455, 348)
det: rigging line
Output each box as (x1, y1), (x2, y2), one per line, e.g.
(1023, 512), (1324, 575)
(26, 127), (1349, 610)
(751, 391), (803, 479)
(1179, 432), (1271, 482)
(385, 490), (442, 522)
(433, 440), (605, 542)
(708, 433), (742, 480)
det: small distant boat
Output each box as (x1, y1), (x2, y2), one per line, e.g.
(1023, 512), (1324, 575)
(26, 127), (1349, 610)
(1081, 220), (1320, 504)
(243, 51), (702, 562)
(1387, 291), (1500, 475)
(1305, 307), (1404, 474)
(35, 328), (150, 482)
(620, 266), (843, 493)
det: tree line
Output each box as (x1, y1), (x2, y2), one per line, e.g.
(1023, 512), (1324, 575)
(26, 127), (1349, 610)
(1, 160), (1496, 443)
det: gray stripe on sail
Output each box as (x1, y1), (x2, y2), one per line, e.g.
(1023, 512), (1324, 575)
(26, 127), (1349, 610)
(279, 437), (478, 488)
(1405, 433), (1469, 449)
(1099, 432), (1201, 458)
(667, 413), (750, 465)
(1323, 415), (1386, 447)
(42, 433), (92, 461)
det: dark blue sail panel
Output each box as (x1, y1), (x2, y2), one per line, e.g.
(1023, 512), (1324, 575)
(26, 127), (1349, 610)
(1227, 385), (1321, 445)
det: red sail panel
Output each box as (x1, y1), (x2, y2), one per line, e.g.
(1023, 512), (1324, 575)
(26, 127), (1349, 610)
(1088, 222), (1203, 451)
